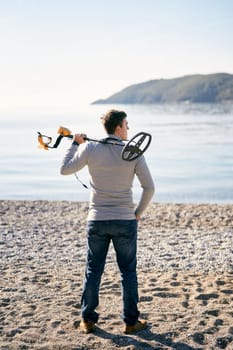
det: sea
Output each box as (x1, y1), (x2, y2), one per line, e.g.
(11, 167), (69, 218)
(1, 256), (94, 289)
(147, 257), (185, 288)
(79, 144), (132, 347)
(1, 103), (233, 204)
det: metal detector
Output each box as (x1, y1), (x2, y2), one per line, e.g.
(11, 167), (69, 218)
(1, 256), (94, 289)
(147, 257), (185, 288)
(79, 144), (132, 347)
(37, 126), (151, 161)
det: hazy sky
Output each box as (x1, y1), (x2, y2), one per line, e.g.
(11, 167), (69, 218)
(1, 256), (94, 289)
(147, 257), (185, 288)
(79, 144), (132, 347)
(1, 0), (233, 111)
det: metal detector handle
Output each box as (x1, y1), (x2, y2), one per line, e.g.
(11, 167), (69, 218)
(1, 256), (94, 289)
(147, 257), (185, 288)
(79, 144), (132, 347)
(53, 134), (71, 148)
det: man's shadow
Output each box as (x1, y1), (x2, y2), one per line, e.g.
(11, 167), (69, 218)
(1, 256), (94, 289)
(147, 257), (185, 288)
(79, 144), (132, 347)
(94, 325), (201, 350)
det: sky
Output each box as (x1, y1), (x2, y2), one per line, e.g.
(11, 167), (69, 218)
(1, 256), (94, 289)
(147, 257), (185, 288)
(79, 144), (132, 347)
(1, 0), (233, 112)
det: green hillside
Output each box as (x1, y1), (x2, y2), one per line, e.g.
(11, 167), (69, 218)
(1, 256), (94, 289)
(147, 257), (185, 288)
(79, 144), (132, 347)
(92, 73), (233, 104)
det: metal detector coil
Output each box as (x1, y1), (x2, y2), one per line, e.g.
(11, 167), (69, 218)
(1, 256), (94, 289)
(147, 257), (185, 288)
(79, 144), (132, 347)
(121, 132), (152, 161)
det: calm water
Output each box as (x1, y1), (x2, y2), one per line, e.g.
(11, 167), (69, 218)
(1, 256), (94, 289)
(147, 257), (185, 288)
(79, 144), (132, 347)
(1, 103), (233, 203)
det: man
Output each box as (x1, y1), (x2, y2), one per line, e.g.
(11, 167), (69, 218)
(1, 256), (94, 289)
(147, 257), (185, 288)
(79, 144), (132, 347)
(60, 109), (155, 334)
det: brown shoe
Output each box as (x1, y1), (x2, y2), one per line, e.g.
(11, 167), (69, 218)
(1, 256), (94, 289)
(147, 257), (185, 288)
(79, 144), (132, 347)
(124, 319), (148, 334)
(80, 319), (95, 334)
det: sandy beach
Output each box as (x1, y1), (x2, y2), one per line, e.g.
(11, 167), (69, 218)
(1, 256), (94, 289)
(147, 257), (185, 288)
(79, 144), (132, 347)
(0, 200), (232, 350)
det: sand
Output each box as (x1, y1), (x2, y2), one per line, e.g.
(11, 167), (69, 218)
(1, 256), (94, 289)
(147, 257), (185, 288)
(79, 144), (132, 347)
(0, 200), (232, 350)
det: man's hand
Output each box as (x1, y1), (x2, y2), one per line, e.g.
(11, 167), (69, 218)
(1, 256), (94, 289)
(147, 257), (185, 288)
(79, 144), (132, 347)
(73, 133), (87, 144)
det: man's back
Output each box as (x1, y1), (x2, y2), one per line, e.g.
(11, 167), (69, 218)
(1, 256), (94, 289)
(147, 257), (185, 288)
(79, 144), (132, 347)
(61, 135), (154, 221)
(86, 137), (138, 220)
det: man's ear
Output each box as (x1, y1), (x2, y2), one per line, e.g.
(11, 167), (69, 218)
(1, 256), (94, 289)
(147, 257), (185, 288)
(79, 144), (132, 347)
(114, 125), (121, 135)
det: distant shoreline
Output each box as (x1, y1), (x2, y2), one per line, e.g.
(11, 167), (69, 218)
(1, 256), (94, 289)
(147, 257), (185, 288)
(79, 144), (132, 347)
(92, 73), (233, 104)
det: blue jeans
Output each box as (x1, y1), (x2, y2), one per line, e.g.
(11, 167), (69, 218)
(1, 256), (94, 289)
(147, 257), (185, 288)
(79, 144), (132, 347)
(81, 220), (139, 325)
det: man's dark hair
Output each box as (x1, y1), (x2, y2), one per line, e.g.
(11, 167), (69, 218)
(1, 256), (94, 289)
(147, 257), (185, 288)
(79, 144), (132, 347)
(101, 109), (127, 134)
